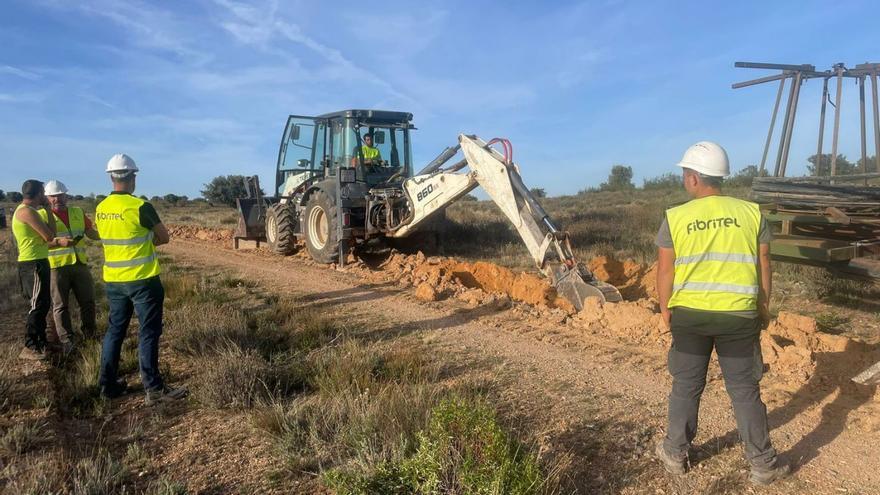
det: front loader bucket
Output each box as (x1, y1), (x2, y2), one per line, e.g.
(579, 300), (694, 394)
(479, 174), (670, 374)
(550, 263), (622, 311)
(234, 197), (267, 246)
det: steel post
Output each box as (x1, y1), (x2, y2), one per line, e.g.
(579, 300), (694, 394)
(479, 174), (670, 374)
(815, 77), (829, 176)
(780, 71), (803, 176)
(830, 65), (845, 177)
(759, 76), (787, 176)
(872, 72), (880, 175)
(774, 74), (798, 176)
(860, 76), (868, 183)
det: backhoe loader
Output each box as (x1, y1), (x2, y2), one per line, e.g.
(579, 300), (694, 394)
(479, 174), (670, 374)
(235, 110), (621, 309)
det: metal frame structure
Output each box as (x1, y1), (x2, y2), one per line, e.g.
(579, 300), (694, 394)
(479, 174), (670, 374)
(734, 61), (880, 279)
(733, 61), (880, 179)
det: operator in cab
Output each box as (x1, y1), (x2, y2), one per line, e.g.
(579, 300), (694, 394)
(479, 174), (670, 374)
(351, 132), (382, 167)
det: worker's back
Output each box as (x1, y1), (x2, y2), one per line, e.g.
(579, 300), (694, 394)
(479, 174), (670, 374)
(666, 195), (761, 312)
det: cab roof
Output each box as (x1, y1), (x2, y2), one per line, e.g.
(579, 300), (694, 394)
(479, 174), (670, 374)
(314, 109), (413, 126)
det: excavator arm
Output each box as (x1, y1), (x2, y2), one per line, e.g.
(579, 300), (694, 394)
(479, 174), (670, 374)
(393, 134), (622, 309)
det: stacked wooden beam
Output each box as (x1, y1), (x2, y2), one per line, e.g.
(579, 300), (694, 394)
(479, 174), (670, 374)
(751, 176), (880, 219)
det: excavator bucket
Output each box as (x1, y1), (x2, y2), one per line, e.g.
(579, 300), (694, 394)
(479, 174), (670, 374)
(549, 263), (623, 310)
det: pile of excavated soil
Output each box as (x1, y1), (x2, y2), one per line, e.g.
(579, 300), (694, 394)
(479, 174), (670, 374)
(168, 225), (234, 243)
(358, 252), (575, 311)
(572, 297), (670, 346)
(761, 311), (879, 391)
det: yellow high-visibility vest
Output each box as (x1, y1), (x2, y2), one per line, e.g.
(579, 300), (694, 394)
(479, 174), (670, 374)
(95, 194), (160, 282)
(361, 145), (380, 160)
(47, 207), (89, 268)
(666, 195), (761, 311)
(12, 204), (49, 262)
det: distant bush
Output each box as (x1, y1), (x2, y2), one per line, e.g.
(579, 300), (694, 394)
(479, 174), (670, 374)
(530, 187), (547, 198)
(642, 172), (680, 190)
(7, 191), (23, 202)
(599, 164), (635, 191)
(202, 175), (263, 206)
(726, 164), (761, 188)
(0, 190), (5, 201)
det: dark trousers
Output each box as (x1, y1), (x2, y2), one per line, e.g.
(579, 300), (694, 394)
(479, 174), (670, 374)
(18, 259), (51, 351)
(662, 308), (777, 469)
(99, 276), (165, 391)
(47, 263), (97, 343)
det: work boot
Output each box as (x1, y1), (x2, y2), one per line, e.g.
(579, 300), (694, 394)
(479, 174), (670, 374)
(655, 441), (687, 475)
(19, 347), (47, 361)
(100, 378), (130, 399)
(145, 385), (188, 406)
(750, 464), (791, 485)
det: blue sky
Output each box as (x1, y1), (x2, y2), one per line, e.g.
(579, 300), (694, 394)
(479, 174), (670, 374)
(1, 0), (878, 198)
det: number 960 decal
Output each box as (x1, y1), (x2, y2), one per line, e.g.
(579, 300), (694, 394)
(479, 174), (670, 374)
(416, 184), (434, 202)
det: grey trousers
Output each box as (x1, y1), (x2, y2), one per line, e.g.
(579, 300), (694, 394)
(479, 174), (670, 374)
(46, 263), (97, 343)
(662, 308), (777, 469)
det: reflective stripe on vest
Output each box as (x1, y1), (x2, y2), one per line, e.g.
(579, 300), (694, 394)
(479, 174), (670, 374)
(666, 195), (761, 312)
(95, 194), (161, 282)
(48, 207), (88, 268)
(12, 204), (49, 262)
(361, 145), (380, 160)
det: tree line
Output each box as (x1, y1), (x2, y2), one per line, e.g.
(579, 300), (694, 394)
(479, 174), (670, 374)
(582, 153), (877, 194)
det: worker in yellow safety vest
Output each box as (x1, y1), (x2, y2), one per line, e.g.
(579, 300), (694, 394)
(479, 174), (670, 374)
(94, 154), (187, 405)
(653, 141), (788, 485)
(350, 132), (383, 167)
(12, 179), (74, 361)
(43, 179), (100, 354)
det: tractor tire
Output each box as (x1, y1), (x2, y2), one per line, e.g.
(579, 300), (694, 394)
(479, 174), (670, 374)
(266, 203), (297, 255)
(304, 190), (339, 264)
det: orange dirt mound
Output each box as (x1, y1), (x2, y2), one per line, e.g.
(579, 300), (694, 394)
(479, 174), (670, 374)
(760, 311), (877, 389)
(357, 252), (573, 311)
(168, 224), (234, 242)
(573, 297), (669, 345)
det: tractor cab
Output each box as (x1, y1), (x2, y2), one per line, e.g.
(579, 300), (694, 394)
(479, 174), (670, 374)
(275, 110), (414, 197)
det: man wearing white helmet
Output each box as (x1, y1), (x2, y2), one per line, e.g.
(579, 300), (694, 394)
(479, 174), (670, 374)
(654, 142), (788, 485)
(44, 179), (100, 354)
(94, 154), (187, 405)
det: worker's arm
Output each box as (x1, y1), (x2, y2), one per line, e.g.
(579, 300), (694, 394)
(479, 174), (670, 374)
(43, 206), (57, 238)
(84, 216), (100, 240)
(757, 242), (772, 324)
(152, 223), (170, 246)
(657, 246), (676, 329)
(15, 206), (55, 242)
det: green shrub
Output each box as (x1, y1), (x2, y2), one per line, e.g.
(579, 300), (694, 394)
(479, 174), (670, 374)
(328, 397), (545, 495)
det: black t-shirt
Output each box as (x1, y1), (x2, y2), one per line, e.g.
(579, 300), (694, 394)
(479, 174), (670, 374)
(109, 192), (162, 229)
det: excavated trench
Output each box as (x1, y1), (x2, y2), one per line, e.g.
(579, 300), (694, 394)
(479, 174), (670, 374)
(166, 224), (880, 395)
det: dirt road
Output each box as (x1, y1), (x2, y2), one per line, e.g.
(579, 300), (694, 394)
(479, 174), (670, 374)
(163, 237), (880, 494)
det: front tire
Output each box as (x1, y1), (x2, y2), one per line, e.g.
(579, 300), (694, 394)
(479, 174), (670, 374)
(266, 203), (297, 255)
(304, 191), (339, 263)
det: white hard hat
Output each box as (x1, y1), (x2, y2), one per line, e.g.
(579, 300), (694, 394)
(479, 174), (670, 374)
(106, 153), (139, 174)
(44, 180), (68, 196)
(676, 141), (729, 177)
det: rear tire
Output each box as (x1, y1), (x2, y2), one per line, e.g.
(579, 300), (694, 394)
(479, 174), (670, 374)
(304, 190), (339, 263)
(266, 203), (297, 255)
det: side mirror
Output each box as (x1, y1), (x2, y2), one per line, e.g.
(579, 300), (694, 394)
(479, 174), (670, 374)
(291, 125), (301, 141)
(373, 131), (385, 144)
(297, 159), (309, 168)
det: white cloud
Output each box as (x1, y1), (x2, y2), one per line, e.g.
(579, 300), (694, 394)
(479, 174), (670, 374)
(0, 65), (42, 80)
(0, 92), (44, 103)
